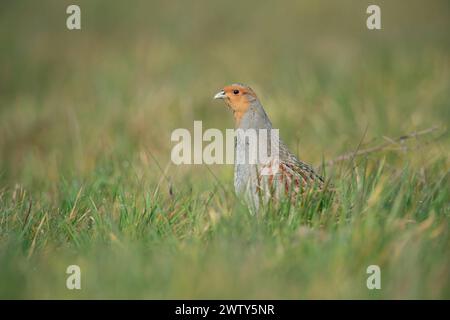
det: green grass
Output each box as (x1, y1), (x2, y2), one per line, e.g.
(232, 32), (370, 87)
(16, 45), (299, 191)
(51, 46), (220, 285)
(0, 0), (449, 299)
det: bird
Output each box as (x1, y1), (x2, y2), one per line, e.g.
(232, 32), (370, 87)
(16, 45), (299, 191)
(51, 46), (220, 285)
(214, 83), (326, 213)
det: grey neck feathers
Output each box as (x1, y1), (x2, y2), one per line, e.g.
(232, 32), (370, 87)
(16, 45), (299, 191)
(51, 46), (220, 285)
(238, 100), (272, 130)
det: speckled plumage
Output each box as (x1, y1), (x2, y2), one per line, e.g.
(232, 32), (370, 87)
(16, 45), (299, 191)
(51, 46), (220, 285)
(214, 83), (325, 212)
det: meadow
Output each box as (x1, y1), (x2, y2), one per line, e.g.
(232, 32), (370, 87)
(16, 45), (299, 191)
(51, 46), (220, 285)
(0, 0), (449, 299)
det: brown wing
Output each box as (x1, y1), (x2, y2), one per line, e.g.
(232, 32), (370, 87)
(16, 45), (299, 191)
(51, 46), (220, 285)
(256, 142), (325, 200)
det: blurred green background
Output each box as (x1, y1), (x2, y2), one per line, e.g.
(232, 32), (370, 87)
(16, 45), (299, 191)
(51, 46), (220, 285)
(0, 0), (449, 299)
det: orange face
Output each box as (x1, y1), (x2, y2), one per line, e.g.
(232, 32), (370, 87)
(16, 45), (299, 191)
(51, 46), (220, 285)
(214, 84), (257, 125)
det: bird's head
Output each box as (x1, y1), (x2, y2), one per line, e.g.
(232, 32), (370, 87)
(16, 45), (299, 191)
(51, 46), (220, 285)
(213, 83), (259, 125)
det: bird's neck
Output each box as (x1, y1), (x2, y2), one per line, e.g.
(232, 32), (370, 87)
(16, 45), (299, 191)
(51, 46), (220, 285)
(236, 102), (272, 130)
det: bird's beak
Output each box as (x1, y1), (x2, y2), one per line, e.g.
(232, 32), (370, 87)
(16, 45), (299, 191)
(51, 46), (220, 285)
(213, 90), (226, 100)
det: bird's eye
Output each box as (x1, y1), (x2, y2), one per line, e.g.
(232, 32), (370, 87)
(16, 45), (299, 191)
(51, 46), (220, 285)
(233, 89), (239, 95)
